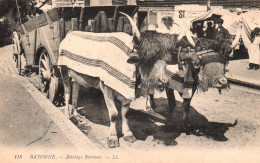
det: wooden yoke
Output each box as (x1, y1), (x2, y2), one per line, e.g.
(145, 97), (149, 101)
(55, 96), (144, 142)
(71, 18), (78, 31)
(113, 6), (119, 32)
(79, 7), (85, 31)
(93, 11), (110, 33)
(59, 8), (65, 41)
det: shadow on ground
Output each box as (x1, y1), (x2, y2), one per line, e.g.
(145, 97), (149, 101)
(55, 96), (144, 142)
(74, 87), (237, 146)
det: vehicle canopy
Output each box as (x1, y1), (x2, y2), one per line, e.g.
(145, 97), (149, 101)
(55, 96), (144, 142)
(191, 8), (240, 36)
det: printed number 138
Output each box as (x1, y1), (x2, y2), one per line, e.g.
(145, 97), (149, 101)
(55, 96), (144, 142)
(15, 155), (22, 159)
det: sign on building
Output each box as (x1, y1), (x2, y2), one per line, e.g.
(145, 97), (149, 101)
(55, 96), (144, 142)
(173, 4), (207, 28)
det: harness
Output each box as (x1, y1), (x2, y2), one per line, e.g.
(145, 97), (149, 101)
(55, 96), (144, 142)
(178, 46), (228, 68)
(177, 46), (228, 91)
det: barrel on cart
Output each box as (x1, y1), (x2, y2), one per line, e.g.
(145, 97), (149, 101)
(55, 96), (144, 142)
(12, 5), (138, 103)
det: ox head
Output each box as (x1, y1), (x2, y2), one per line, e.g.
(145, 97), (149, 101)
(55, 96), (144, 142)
(129, 31), (180, 96)
(177, 35), (232, 93)
(127, 32), (173, 96)
(120, 13), (172, 96)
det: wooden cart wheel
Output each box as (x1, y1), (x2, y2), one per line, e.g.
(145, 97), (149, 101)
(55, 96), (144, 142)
(12, 31), (24, 75)
(39, 50), (58, 102)
(17, 52), (26, 75)
(17, 52), (22, 74)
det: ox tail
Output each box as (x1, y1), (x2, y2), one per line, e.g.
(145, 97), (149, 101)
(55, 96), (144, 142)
(223, 119), (238, 128)
(230, 119), (238, 127)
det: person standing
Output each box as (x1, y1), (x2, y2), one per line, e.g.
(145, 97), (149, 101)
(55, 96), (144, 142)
(205, 22), (214, 39)
(214, 18), (230, 40)
(248, 27), (260, 70)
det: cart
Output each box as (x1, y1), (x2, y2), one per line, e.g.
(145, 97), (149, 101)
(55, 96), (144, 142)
(12, 2), (138, 103)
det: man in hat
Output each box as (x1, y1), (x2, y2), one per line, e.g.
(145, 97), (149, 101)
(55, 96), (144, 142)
(214, 18), (230, 40)
(205, 22), (214, 39)
(248, 27), (260, 70)
(251, 27), (260, 42)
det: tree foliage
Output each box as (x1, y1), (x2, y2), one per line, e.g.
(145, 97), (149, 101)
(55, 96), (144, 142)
(0, 0), (35, 46)
(0, 19), (12, 46)
(0, 0), (17, 17)
(0, 0), (35, 20)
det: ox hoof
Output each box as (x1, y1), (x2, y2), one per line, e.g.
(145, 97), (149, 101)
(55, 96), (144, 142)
(183, 124), (192, 135)
(65, 113), (72, 119)
(145, 106), (153, 112)
(166, 115), (174, 126)
(123, 135), (136, 143)
(151, 102), (157, 110)
(107, 139), (120, 148)
(213, 134), (228, 141)
(74, 115), (87, 124)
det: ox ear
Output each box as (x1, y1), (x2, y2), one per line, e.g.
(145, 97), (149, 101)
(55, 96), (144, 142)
(127, 55), (140, 64)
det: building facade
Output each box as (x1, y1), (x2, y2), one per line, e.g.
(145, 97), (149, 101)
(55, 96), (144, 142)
(136, 0), (260, 32)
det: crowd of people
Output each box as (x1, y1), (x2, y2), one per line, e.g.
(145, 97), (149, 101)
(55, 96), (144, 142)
(192, 18), (231, 40)
(192, 18), (260, 70)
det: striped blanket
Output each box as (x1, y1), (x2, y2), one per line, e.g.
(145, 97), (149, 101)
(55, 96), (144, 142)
(166, 64), (197, 99)
(58, 31), (136, 99)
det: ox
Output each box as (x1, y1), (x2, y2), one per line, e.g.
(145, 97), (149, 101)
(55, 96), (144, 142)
(166, 37), (232, 132)
(135, 29), (232, 132)
(58, 12), (168, 148)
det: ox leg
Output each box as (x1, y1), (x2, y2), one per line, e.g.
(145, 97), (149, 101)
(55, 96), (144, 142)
(121, 104), (136, 143)
(166, 88), (176, 114)
(166, 88), (176, 125)
(60, 66), (72, 118)
(183, 86), (197, 134)
(71, 81), (81, 116)
(182, 98), (192, 134)
(140, 81), (153, 111)
(146, 95), (153, 111)
(71, 82), (86, 125)
(100, 83), (119, 148)
(149, 94), (157, 110)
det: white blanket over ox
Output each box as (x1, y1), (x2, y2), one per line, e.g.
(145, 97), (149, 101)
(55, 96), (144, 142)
(166, 65), (194, 99)
(58, 31), (136, 100)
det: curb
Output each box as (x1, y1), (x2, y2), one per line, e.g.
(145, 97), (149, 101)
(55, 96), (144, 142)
(226, 74), (260, 90)
(11, 74), (104, 152)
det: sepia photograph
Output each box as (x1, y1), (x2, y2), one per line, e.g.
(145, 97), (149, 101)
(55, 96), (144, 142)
(0, 0), (259, 162)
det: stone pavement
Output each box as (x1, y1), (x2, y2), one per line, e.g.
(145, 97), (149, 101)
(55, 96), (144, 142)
(0, 74), (74, 150)
(0, 45), (18, 74)
(0, 45), (100, 153)
(226, 59), (260, 89)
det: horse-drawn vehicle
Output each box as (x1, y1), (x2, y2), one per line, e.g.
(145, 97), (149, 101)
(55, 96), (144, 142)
(12, 1), (138, 103)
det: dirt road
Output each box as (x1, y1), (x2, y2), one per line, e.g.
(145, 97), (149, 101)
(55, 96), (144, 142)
(74, 84), (260, 149)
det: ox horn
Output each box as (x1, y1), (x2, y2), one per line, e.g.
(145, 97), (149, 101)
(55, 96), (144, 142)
(119, 12), (141, 41)
(177, 29), (185, 41)
(185, 29), (196, 47)
(177, 28), (195, 48)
